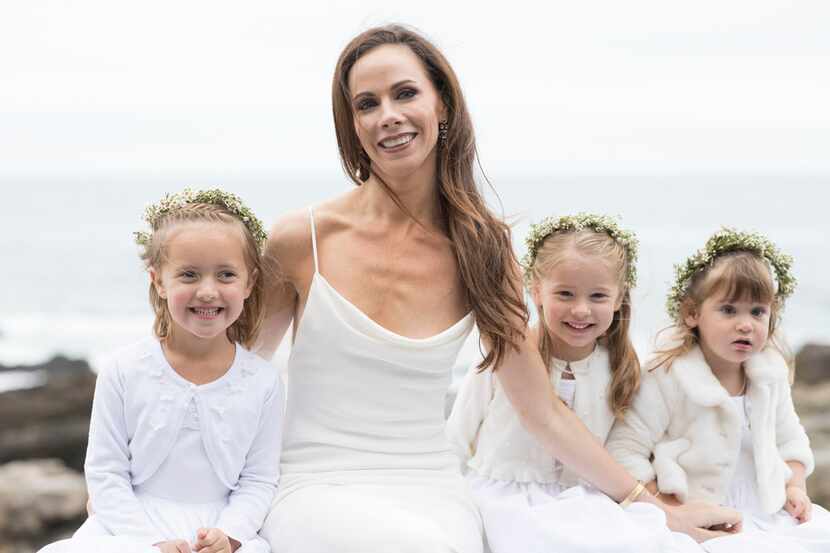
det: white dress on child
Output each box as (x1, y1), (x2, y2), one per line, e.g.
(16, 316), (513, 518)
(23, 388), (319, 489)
(702, 395), (830, 553)
(38, 340), (283, 553)
(447, 348), (702, 553)
(259, 208), (483, 553)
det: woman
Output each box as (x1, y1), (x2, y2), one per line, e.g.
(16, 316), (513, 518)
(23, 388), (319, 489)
(257, 25), (740, 552)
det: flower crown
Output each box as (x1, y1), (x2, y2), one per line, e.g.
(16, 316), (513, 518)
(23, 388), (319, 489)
(134, 188), (268, 252)
(666, 227), (796, 322)
(521, 213), (639, 288)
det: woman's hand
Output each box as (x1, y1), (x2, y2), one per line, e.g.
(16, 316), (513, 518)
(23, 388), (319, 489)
(154, 540), (192, 553)
(192, 527), (236, 553)
(662, 501), (743, 543)
(785, 485), (813, 523)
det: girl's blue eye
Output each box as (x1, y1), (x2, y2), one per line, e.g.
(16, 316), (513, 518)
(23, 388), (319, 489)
(180, 271), (197, 280)
(219, 271), (237, 280)
(751, 307), (768, 317)
(719, 304), (736, 314)
(591, 293), (609, 300)
(557, 291), (573, 298)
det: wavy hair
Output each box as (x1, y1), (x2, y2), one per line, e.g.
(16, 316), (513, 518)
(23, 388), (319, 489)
(527, 230), (640, 418)
(332, 24), (527, 370)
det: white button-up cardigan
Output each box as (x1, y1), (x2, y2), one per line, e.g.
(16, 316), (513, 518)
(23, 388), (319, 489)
(446, 346), (615, 486)
(84, 338), (284, 546)
(606, 345), (813, 514)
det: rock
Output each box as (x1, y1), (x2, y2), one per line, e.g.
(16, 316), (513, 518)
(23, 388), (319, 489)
(0, 355), (90, 375)
(0, 459), (86, 551)
(792, 381), (830, 508)
(0, 359), (95, 471)
(795, 343), (830, 385)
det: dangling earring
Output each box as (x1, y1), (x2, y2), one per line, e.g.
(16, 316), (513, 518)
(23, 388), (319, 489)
(438, 120), (448, 145)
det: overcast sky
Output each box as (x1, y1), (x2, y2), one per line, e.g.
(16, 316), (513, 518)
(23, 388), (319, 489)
(2, 0), (829, 177)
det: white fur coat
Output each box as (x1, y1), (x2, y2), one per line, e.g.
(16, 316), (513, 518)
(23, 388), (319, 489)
(606, 345), (813, 514)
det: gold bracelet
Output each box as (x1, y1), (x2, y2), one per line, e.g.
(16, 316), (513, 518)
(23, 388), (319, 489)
(619, 481), (646, 508)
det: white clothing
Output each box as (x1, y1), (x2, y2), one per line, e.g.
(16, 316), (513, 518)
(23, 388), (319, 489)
(446, 346), (615, 486)
(448, 347), (699, 553)
(700, 395), (830, 553)
(607, 345), (814, 513)
(38, 338), (284, 553)
(260, 208), (482, 553)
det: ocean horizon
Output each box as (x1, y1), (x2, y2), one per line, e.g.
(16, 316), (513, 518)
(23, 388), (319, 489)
(2, 172), (829, 379)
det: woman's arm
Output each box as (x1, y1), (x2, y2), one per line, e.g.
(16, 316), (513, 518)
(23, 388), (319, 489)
(492, 321), (741, 541)
(254, 211), (311, 360)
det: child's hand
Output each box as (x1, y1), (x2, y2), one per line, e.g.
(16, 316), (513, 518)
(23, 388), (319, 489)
(785, 485), (812, 523)
(192, 527), (233, 553)
(154, 540), (192, 553)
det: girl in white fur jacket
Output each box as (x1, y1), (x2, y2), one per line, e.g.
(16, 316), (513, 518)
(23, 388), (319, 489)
(607, 228), (830, 553)
(447, 215), (702, 553)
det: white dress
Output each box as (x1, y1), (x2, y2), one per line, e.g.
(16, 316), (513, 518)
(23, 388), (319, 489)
(259, 208), (482, 553)
(702, 395), (830, 553)
(463, 365), (701, 553)
(38, 341), (283, 553)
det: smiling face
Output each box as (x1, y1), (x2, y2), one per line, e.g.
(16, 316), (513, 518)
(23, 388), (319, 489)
(151, 221), (254, 344)
(532, 251), (623, 362)
(348, 44), (446, 183)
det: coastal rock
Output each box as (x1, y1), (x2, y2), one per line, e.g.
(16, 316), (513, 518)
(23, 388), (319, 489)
(0, 357), (95, 471)
(0, 459), (86, 552)
(792, 381), (830, 508)
(795, 343), (830, 385)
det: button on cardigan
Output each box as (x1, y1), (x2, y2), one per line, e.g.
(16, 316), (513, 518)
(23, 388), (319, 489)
(84, 338), (284, 545)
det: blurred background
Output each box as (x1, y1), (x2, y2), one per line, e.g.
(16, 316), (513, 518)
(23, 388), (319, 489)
(1, 1), (829, 550)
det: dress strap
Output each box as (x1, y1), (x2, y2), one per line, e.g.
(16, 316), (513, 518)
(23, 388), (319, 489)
(308, 206), (319, 274)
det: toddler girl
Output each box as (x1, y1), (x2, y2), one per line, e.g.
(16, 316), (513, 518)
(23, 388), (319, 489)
(40, 189), (284, 553)
(447, 214), (699, 553)
(607, 228), (830, 553)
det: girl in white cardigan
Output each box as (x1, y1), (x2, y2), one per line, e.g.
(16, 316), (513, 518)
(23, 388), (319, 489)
(447, 214), (701, 553)
(39, 189), (284, 553)
(607, 228), (830, 553)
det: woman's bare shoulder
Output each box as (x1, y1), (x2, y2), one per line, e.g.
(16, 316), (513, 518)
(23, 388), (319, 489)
(265, 208), (313, 283)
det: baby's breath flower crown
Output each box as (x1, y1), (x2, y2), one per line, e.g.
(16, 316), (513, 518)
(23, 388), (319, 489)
(134, 188), (267, 252)
(666, 227), (796, 322)
(521, 213), (639, 288)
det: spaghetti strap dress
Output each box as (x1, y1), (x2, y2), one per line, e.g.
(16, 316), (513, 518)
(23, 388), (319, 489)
(260, 208), (483, 553)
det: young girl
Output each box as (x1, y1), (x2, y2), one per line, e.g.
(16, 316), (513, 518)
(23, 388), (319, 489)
(607, 228), (830, 553)
(446, 214), (700, 553)
(39, 189), (284, 553)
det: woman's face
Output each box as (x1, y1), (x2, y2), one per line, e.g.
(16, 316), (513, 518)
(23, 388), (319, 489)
(348, 44), (446, 183)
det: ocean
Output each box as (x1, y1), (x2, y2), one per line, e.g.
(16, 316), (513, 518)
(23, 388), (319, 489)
(2, 172), (829, 381)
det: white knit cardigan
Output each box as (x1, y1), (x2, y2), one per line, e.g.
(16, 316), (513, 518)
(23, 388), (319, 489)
(606, 345), (813, 514)
(446, 346), (615, 486)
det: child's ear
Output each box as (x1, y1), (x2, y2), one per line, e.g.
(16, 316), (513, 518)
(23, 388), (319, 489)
(684, 309), (699, 329)
(530, 282), (541, 306)
(244, 268), (258, 300)
(149, 269), (166, 299)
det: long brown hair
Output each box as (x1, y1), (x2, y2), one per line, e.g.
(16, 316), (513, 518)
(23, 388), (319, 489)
(139, 203), (266, 349)
(528, 230), (641, 417)
(332, 24), (527, 370)
(653, 251), (789, 374)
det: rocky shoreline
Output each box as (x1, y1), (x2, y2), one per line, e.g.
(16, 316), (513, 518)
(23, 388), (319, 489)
(1, 345), (828, 552)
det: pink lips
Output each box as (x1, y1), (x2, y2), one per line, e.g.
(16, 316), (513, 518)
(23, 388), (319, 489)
(732, 339), (753, 352)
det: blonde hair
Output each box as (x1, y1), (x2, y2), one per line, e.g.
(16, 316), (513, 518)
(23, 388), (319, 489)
(653, 251), (789, 373)
(527, 230), (640, 418)
(139, 203), (266, 348)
